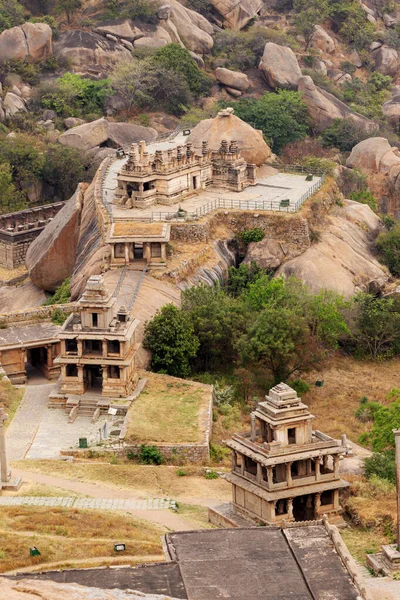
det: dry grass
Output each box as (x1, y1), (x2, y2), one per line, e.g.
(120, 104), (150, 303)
(12, 462), (232, 503)
(0, 506), (163, 573)
(112, 222), (164, 236)
(0, 377), (24, 429)
(303, 355), (400, 441)
(0, 264), (27, 282)
(15, 483), (82, 498)
(126, 372), (212, 444)
(340, 527), (389, 565)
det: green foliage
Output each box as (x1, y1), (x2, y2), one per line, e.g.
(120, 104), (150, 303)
(143, 304), (199, 377)
(321, 119), (372, 152)
(382, 215), (397, 231)
(340, 60), (357, 76)
(55, 0), (81, 23)
(212, 26), (298, 71)
(293, 0), (330, 49)
(44, 278), (71, 306)
(226, 262), (263, 297)
(204, 470), (219, 479)
(138, 444), (164, 465)
(40, 73), (111, 118)
(51, 308), (68, 325)
(231, 90), (310, 154)
(358, 390), (400, 453)
(240, 228), (265, 245)
(0, 162), (24, 212)
(0, 133), (44, 193)
(289, 379), (310, 395)
(0, 60), (40, 86)
(42, 145), (85, 200)
(213, 382), (235, 409)
(376, 225), (400, 276)
(185, 0), (214, 20)
(153, 44), (212, 98)
(103, 0), (158, 23)
(349, 188), (377, 212)
(176, 469), (186, 476)
(0, 0), (24, 34)
(210, 442), (230, 463)
(349, 293), (400, 360)
(330, 0), (376, 50)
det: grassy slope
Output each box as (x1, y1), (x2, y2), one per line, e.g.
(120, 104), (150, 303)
(0, 377), (24, 429)
(126, 372), (212, 444)
(0, 506), (163, 573)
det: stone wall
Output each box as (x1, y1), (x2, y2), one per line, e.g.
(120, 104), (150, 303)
(0, 303), (77, 325)
(0, 202), (65, 269)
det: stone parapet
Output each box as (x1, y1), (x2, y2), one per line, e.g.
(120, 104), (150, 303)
(0, 303), (77, 326)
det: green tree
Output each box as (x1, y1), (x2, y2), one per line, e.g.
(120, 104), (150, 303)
(0, 162), (23, 212)
(0, 134), (44, 194)
(0, 0), (24, 33)
(293, 0), (330, 49)
(321, 118), (371, 152)
(56, 0), (81, 23)
(153, 44), (212, 98)
(232, 90), (310, 153)
(239, 306), (322, 383)
(349, 293), (400, 359)
(302, 289), (349, 348)
(143, 304), (199, 377)
(43, 145), (85, 200)
(359, 390), (400, 452)
(41, 72), (110, 118)
(376, 225), (400, 276)
(226, 262), (263, 298)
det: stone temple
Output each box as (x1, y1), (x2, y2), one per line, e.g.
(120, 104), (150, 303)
(211, 383), (349, 526)
(115, 138), (257, 209)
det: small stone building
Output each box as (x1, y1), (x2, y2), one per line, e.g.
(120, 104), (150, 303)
(107, 222), (170, 268)
(223, 383), (349, 525)
(56, 275), (139, 398)
(115, 139), (256, 209)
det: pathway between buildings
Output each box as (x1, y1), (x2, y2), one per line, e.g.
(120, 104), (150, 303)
(0, 496), (176, 510)
(6, 383), (55, 461)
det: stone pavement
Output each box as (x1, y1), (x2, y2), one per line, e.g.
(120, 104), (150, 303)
(0, 496), (177, 510)
(6, 383), (55, 461)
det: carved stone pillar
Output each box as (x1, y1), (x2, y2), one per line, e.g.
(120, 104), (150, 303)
(256, 462), (262, 484)
(314, 492), (321, 516)
(287, 498), (293, 520)
(102, 340), (108, 358)
(315, 458), (321, 481)
(124, 243), (130, 264)
(333, 454), (339, 478)
(286, 462), (293, 487)
(267, 466), (273, 488)
(250, 413), (256, 441)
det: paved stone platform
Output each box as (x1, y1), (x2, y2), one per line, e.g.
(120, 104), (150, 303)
(0, 496), (177, 510)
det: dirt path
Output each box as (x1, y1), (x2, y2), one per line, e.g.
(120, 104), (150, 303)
(10, 467), (207, 531)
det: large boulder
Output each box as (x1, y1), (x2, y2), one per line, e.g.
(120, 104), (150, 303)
(3, 92), (26, 118)
(53, 30), (131, 69)
(298, 75), (377, 132)
(168, 0), (213, 53)
(371, 46), (399, 76)
(107, 122), (158, 147)
(277, 201), (388, 297)
(259, 43), (302, 90)
(310, 25), (335, 54)
(26, 186), (84, 292)
(58, 117), (110, 152)
(209, 0), (263, 29)
(187, 108), (272, 166)
(346, 137), (396, 174)
(382, 86), (400, 128)
(215, 67), (250, 91)
(243, 239), (286, 269)
(0, 22), (52, 63)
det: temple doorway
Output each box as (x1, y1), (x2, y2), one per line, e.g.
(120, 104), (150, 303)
(25, 347), (48, 381)
(84, 365), (103, 392)
(292, 494), (316, 521)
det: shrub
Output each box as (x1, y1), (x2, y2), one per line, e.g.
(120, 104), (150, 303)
(227, 262), (264, 297)
(176, 469), (186, 476)
(43, 145), (86, 200)
(349, 188), (377, 212)
(153, 44), (212, 98)
(213, 383), (235, 408)
(204, 470), (219, 479)
(44, 278), (71, 305)
(241, 228), (265, 244)
(210, 442), (230, 463)
(289, 379), (310, 395)
(376, 226), (400, 276)
(321, 118), (372, 152)
(382, 215), (397, 231)
(0, 0), (24, 34)
(51, 308), (68, 325)
(103, 0), (158, 23)
(139, 444), (164, 465)
(231, 90), (310, 153)
(340, 60), (357, 75)
(40, 73), (111, 118)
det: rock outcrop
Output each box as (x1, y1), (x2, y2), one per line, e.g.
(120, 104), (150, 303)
(107, 122), (158, 147)
(187, 108), (272, 166)
(26, 186), (84, 292)
(243, 238), (286, 270)
(371, 45), (399, 76)
(58, 117), (110, 152)
(310, 25), (335, 54)
(382, 86), (400, 128)
(259, 43), (302, 89)
(215, 67), (250, 91)
(0, 22), (52, 63)
(346, 137), (399, 174)
(277, 201), (388, 297)
(298, 76), (377, 132)
(3, 92), (26, 118)
(209, 0), (263, 29)
(53, 30), (131, 69)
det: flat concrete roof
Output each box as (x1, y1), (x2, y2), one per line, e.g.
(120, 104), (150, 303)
(0, 323), (61, 350)
(109, 222), (170, 242)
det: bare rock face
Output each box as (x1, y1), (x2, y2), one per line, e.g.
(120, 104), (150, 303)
(382, 86), (400, 128)
(53, 30), (131, 69)
(167, 0), (213, 53)
(215, 67), (250, 91)
(187, 108), (272, 166)
(0, 576), (179, 599)
(310, 25), (335, 54)
(259, 43), (302, 89)
(346, 137), (396, 174)
(277, 201), (388, 297)
(298, 75), (377, 132)
(209, 0), (263, 29)
(243, 238), (286, 269)
(107, 122), (158, 147)
(26, 186), (84, 292)
(3, 92), (26, 118)
(371, 45), (399, 76)
(58, 117), (110, 152)
(0, 22), (52, 63)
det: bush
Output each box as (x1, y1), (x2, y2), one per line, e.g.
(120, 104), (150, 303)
(376, 226), (400, 276)
(51, 308), (68, 325)
(0, 0), (24, 34)
(44, 278), (71, 305)
(382, 215), (397, 231)
(231, 90), (310, 154)
(40, 73), (111, 118)
(210, 442), (230, 463)
(321, 119), (372, 152)
(241, 228), (265, 244)
(226, 262), (264, 297)
(204, 470), (219, 479)
(153, 44), (212, 98)
(349, 188), (377, 212)
(139, 444), (164, 465)
(289, 379), (310, 395)
(103, 0), (158, 22)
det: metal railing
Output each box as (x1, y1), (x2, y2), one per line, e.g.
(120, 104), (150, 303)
(128, 265), (148, 311)
(112, 265), (127, 298)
